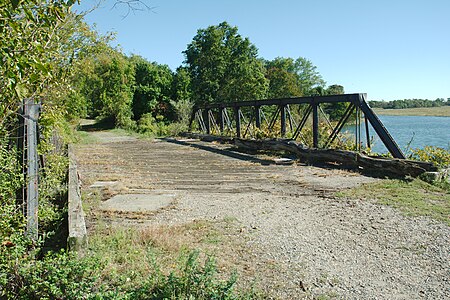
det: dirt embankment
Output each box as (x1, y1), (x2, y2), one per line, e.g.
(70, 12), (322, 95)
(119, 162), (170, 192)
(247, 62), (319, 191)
(74, 131), (450, 299)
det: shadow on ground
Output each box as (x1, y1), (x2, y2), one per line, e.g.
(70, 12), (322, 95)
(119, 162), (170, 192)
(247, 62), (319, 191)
(79, 119), (115, 132)
(163, 138), (278, 166)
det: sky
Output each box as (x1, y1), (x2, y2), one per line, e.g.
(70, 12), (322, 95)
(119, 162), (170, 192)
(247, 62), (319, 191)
(75, 0), (450, 101)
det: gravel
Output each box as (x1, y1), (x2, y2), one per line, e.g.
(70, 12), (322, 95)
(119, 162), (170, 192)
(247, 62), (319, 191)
(75, 134), (450, 299)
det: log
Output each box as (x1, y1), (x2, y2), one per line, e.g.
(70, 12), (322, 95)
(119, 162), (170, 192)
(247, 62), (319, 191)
(180, 133), (438, 178)
(180, 132), (234, 144)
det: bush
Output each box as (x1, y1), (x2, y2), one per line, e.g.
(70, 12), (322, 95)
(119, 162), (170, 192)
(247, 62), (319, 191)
(131, 251), (241, 300)
(2, 250), (103, 300)
(410, 146), (450, 169)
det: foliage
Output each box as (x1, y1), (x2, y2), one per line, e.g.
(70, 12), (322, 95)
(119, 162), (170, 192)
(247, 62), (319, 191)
(0, 0), (72, 125)
(2, 250), (104, 300)
(294, 57), (326, 96)
(170, 98), (194, 127)
(410, 146), (450, 169)
(184, 21), (268, 105)
(322, 84), (350, 121)
(172, 67), (192, 104)
(369, 98), (450, 109)
(132, 251), (240, 300)
(264, 56), (327, 99)
(131, 55), (174, 121)
(264, 57), (302, 98)
(91, 53), (136, 128)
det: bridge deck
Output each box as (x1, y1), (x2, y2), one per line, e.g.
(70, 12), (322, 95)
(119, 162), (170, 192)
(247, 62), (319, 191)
(74, 131), (449, 299)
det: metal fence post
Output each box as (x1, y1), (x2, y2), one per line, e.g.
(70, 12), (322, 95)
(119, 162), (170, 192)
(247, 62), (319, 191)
(24, 98), (40, 241)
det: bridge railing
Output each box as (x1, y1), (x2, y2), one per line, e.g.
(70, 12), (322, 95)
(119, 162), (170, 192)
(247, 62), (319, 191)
(190, 93), (405, 159)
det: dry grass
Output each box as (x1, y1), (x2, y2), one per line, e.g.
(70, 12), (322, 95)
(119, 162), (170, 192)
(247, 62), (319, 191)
(373, 106), (450, 117)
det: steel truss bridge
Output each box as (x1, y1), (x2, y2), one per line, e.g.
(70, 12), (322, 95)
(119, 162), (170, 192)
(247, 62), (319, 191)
(190, 93), (405, 159)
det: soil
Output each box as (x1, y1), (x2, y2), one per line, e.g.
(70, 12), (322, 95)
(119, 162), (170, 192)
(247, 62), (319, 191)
(74, 131), (450, 299)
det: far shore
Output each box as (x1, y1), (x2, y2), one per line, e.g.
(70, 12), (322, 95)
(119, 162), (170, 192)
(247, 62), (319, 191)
(372, 106), (450, 117)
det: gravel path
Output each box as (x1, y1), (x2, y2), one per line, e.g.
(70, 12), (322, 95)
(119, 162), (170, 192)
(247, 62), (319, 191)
(75, 133), (450, 299)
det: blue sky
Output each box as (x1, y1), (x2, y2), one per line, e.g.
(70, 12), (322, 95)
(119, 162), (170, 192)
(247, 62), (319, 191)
(75, 0), (450, 101)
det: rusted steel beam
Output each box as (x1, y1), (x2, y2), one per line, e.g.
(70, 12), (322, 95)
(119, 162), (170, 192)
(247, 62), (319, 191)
(312, 103), (319, 148)
(280, 105), (286, 137)
(235, 107), (241, 138)
(255, 106), (261, 129)
(358, 94), (405, 158)
(191, 93), (405, 159)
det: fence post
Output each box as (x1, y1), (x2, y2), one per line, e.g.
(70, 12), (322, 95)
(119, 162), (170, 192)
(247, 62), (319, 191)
(23, 98), (40, 241)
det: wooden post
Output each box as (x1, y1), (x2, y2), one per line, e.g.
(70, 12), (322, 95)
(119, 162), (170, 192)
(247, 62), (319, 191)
(312, 103), (319, 148)
(24, 99), (40, 241)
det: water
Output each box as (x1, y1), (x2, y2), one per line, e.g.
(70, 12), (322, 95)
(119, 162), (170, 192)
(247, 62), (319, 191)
(343, 115), (450, 153)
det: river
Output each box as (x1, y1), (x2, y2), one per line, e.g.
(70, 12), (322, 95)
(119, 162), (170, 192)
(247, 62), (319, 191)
(343, 115), (450, 154)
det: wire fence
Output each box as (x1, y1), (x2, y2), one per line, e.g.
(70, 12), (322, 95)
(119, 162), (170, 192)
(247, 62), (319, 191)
(15, 98), (41, 241)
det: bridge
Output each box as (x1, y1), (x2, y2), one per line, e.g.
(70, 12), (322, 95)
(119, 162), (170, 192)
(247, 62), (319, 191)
(190, 93), (405, 158)
(72, 126), (449, 298)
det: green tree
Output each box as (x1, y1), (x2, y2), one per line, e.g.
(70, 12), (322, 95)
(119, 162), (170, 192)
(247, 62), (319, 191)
(294, 57), (326, 96)
(326, 84), (345, 95)
(183, 22), (268, 105)
(130, 56), (173, 121)
(323, 84), (348, 121)
(84, 51), (135, 127)
(0, 0), (75, 126)
(265, 57), (302, 98)
(172, 67), (192, 103)
(170, 67), (193, 125)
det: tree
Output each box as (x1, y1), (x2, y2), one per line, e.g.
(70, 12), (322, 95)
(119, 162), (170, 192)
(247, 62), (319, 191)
(82, 50), (135, 127)
(264, 56), (326, 99)
(172, 67), (192, 103)
(265, 57), (302, 98)
(130, 56), (173, 121)
(326, 84), (345, 95)
(294, 57), (326, 96)
(0, 0), (74, 126)
(323, 84), (347, 121)
(183, 22), (268, 105)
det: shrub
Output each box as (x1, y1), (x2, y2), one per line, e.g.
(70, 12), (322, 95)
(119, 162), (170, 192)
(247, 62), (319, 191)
(410, 146), (450, 169)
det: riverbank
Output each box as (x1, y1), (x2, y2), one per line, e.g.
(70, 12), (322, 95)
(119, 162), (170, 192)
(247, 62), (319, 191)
(373, 106), (450, 117)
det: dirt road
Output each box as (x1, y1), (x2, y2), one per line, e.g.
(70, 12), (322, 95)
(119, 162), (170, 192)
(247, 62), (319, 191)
(74, 131), (449, 299)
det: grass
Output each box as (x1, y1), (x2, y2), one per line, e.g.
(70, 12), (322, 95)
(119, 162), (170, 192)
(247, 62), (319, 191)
(337, 178), (450, 225)
(82, 220), (263, 299)
(74, 130), (99, 144)
(373, 106), (450, 117)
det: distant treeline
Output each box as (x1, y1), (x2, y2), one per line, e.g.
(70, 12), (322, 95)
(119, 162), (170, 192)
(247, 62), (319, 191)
(369, 98), (450, 109)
